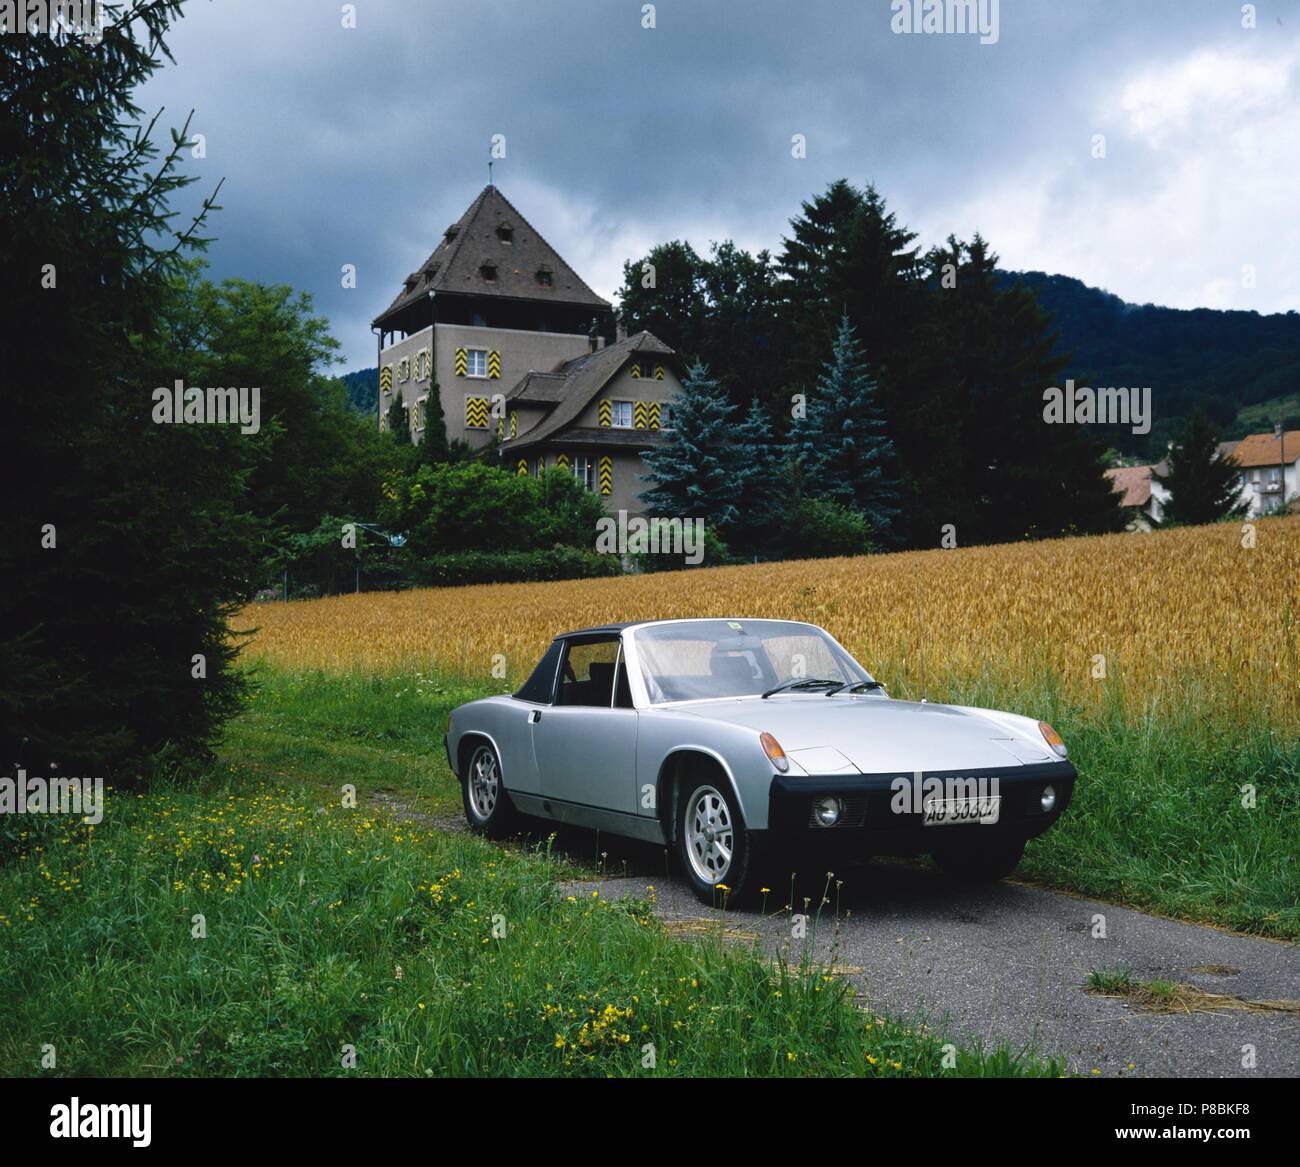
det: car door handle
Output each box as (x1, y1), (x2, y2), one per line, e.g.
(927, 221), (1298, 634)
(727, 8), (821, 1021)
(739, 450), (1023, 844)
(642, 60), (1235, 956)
(529, 710), (542, 723)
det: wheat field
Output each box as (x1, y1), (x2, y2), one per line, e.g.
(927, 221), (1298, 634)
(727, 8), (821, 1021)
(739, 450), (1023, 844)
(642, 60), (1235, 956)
(239, 516), (1300, 726)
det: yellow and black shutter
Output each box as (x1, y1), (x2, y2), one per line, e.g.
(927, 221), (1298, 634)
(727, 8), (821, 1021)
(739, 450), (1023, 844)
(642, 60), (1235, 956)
(633, 401), (649, 429)
(598, 399), (612, 427)
(487, 350), (502, 379)
(465, 396), (489, 428)
(454, 347), (468, 377)
(648, 402), (661, 430)
(598, 455), (613, 496)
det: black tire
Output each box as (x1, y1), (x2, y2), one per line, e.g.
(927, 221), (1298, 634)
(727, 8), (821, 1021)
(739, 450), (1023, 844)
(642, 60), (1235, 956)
(676, 777), (763, 908)
(932, 838), (1025, 882)
(461, 740), (518, 838)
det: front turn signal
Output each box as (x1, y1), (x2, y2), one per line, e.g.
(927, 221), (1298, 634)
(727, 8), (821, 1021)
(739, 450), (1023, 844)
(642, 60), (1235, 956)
(1038, 721), (1068, 759)
(760, 731), (790, 773)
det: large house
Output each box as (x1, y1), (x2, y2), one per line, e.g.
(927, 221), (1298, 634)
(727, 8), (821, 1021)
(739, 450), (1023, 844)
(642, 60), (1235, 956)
(371, 185), (681, 515)
(1226, 428), (1300, 517)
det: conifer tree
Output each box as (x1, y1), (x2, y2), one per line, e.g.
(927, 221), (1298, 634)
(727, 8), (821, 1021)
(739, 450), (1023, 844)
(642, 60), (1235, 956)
(727, 398), (784, 555)
(639, 361), (744, 530)
(1163, 409), (1248, 525)
(787, 314), (901, 541)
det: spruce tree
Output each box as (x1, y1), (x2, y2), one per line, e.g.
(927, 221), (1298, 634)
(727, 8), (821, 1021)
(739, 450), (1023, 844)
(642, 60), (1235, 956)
(727, 398), (784, 556)
(0, 1), (263, 777)
(787, 314), (901, 541)
(1163, 410), (1248, 525)
(639, 361), (743, 530)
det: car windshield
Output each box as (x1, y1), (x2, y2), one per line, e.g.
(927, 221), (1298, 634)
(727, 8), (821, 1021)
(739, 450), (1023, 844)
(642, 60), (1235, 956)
(633, 619), (872, 704)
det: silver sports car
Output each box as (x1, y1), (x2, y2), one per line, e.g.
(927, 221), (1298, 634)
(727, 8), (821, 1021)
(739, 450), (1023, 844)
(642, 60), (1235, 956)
(446, 618), (1076, 905)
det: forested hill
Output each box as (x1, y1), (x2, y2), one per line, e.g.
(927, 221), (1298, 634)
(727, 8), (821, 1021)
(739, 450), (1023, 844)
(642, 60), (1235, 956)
(341, 367), (378, 415)
(1003, 271), (1300, 453)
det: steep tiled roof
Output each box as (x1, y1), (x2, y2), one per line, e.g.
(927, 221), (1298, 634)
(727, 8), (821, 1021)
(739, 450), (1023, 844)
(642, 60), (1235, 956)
(374, 185), (609, 325)
(1228, 429), (1300, 469)
(1105, 465), (1154, 509)
(501, 331), (676, 450)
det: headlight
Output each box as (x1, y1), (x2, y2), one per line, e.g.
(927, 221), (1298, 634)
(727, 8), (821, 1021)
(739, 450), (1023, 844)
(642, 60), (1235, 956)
(760, 731), (789, 773)
(1040, 785), (1057, 813)
(813, 796), (843, 827)
(1038, 721), (1068, 759)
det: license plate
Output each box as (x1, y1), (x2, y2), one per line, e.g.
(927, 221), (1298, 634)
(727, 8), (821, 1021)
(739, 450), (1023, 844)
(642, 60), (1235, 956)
(922, 795), (1001, 826)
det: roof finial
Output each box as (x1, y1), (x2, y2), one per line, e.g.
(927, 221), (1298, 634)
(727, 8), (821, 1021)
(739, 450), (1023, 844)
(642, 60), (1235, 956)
(488, 156), (493, 186)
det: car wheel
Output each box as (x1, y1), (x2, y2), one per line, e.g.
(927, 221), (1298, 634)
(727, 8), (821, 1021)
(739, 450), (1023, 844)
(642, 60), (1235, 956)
(677, 779), (762, 907)
(932, 838), (1025, 882)
(462, 741), (518, 838)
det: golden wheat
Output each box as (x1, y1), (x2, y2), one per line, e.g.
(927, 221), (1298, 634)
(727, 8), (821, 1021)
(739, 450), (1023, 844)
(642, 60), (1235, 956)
(238, 516), (1300, 724)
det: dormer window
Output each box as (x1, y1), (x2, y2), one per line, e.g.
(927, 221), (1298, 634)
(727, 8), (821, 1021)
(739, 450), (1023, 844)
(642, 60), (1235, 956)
(444, 225), (459, 242)
(496, 224), (514, 244)
(480, 262), (497, 282)
(536, 268), (553, 287)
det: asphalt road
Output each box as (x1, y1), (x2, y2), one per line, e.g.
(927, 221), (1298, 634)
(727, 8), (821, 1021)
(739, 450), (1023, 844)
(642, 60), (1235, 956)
(561, 853), (1300, 1079)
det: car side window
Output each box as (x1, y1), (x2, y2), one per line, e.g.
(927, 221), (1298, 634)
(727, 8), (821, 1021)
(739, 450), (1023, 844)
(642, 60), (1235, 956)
(513, 639), (564, 704)
(557, 637), (620, 707)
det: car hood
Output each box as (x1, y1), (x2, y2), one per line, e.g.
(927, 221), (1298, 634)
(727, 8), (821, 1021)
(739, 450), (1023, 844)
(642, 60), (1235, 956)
(673, 696), (1056, 774)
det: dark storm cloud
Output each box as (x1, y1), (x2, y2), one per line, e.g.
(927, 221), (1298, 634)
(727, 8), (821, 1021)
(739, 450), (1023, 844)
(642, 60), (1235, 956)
(136, 0), (1297, 368)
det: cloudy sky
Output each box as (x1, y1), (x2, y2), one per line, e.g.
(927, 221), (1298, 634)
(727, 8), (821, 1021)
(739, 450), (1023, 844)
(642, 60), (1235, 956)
(137, 0), (1300, 369)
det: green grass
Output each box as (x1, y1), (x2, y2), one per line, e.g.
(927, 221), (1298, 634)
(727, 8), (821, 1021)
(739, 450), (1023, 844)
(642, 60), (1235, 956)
(0, 668), (1054, 1078)
(238, 663), (1300, 940)
(941, 668), (1300, 939)
(1235, 392), (1300, 434)
(6, 656), (1293, 1078)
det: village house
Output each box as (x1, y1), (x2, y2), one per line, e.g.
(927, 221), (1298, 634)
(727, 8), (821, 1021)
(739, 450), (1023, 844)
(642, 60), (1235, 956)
(1104, 461), (1170, 531)
(370, 185), (681, 516)
(1225, 427), (1300, 517)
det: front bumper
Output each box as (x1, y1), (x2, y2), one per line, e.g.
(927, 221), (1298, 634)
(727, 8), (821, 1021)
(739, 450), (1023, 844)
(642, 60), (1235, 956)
(766, 760), (1076, 858)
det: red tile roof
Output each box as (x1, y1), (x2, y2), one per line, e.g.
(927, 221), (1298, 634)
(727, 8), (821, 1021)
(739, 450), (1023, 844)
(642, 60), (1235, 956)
(1229, 429), (1300, 469)
(1105, 465), (1154, 508)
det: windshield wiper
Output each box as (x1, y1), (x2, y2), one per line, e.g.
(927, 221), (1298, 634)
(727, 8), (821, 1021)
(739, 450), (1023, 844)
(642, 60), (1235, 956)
(824, 680), (885, 696)
(761, 678), (843, 699)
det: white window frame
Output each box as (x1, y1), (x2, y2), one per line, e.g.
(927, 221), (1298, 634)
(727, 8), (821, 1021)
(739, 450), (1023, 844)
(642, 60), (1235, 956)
(658, 402), (673, 430)
(609, 399), (634, 428)
(573, 454), (596, 492)
(466, 349), (489, 379)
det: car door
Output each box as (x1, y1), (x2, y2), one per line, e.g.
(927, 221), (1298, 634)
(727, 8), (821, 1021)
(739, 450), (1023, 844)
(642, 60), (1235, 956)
(531, 634), (639, 814)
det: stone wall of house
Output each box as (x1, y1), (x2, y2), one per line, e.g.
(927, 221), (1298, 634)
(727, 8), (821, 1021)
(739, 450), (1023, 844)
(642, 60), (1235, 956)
(378, 323), (591, 447)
